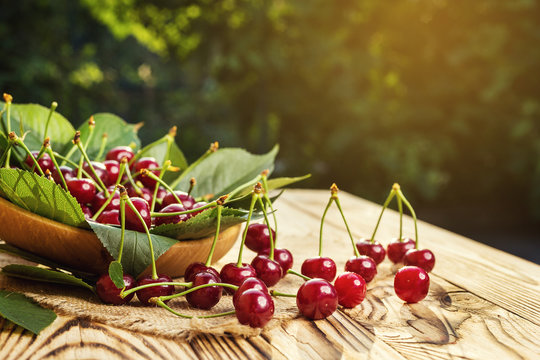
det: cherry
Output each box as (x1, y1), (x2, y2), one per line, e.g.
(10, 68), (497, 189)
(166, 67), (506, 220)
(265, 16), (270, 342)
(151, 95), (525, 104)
(184, 262), (220, 282)
(133, 157), (160, 188)
(245, 223), (275, 253)
(387, 237), (416, 264)
(260, 248), (293, 277)
(81, 204), (93, 220)
(355, 239), (386, 265)
(334, 272), (366, 308)
(83, 161), (109, 186)
(25, 151), (53, 174)
(153, 203), (190, 226)
(233, 277), (268, 307)
(301, 256), (337, 282)
(296, 278), (338, 320)
(250, 255), (282, 287)
(394, 266), (430, 303)
(67, 178), (96, 204)
(125, 197), (151, 232)
(51, 165), (75, 185)
(161, 191), (195, 209)
(403, 249), (435, 273)
(103, 160), (120, 186)
(91, 187), (120, 212)
(154, 187), (168, 211)
(96, 210), (120, 226)
(127, 185), (154, 205)
(219, 263), (257, 294)
(190, 201), (209, 217)
(234, 289), (274, 328)
(344, 256), (377, 283)
(135, 274), (175, 305)
(186, 272), (222, 310)
(96, 273), (136, 305)
(106, 146), (135, 163)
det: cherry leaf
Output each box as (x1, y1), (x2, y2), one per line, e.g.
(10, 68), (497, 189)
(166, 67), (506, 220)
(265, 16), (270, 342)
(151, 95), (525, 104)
(108, 261), (124, 289)
(0, 290), (57, 335)
(2, 264), (94, 291)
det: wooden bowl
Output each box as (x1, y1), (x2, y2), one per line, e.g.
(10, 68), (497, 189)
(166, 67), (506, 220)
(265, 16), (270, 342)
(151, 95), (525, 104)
(0, 196), (241, 278)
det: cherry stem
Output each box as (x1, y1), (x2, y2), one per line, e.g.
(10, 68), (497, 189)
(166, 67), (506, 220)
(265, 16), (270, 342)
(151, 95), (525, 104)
(150, 161), (170, 212)
(225, 174), (262, 202)
(45, 146), (68, 191)
(397, 194), (403, 240)
(124, 195), (158, 279)
(151, 200), (217, 217)
(270, 289), (296, 298)
(169, 141), (218, 190)
(142, 167), (183, 206)
(187, 177), (196, 197)
(14, 138), (44, 176)
(236, 192), (258, 267)
(369, 188), (396, 243)
(75, 141), (109, 196)
(51, 152), (105, 191)
(91, 188), (117, 220)
(3, 99), (12, 167)
(287, 269), (311, 281)
(257, 196), (275, 260)
(334, 197), (360, 257)
(43, 101), (58, 141)
(121, 281), (191, 298)
(118, 194), (126, 263)
(129, 136), (169, 166)
(318, 197), (334, 256)
(159, 282), (239, 302)
(204, 205), (223, 266)
(396, 188), (419, 249)
(0, 142), (13, 169)
(95, 133), (108, 162)
(122, 163), (141, 192)
(261, 174), (278, 235)
(156, 299), (235, 319)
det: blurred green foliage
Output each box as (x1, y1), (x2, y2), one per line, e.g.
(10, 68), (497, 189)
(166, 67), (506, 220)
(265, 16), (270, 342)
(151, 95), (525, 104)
(1, 0), (539, 219)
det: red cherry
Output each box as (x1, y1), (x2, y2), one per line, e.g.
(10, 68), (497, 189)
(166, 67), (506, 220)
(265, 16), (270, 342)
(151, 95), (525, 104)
(334, 272), (366, 308)
(127, 185), (154, 205)
(250, 255), (282, 287)
(186, 272), (222, 310)
(161, 191), (195, 209)
(51, 165), (76, 185)
(25, 151), (54, 174)
(234, 289), (274, 328)
(96, 273), (136, 305)
(154, 203), (190, 226)
(245, 223), (276, 253)
(233, 277), (268, 307)
(355, 239), (386, 265)
(103, 160), (120, 186)
(106, 146), (135, 163)
(184, 262), (220, 282)
(301, 256), (337, 282)
(135, 274), (175, 305)
(394, 266), (430, 303)
(260, 248), (293, 277)
(125, 197), (151, 232)
(296, 278), (338, 320)
(387, 238), (416, 264)
(190, 201), (209, 216)
(96, 210), (120, 225)
(403, 249), (435, 273)
(83, 161), (109, 186)
(219, 263), (257, 294)
(344, 256), (377, 283)
(80, 204), (93, 220)
(133, 157), (160, 188)
(67, 178), (96, 204)
(91, 187), (120, 212)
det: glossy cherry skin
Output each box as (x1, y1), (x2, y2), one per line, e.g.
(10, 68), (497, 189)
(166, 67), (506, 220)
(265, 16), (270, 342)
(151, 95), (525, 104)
(296, 278), (338, 320)
(245, 223), (276, 253)
(96, 210), (120, 225)
(96, 273), (136, 305)
(387, 238), (416, 264)
(103, 160), (120, 186)
(133, 157), (160, 188)
(190, 201), (209, 217)
(234, 289), (275, 328)
(220, 263), (257, 294)
(127, 185), (154, 205)
(334, 272), (366, 308)
(355, 239), (386, 265)
(52, 165), (76, 185)
(184, 262), (220, 282)
(154, 203), (190, 226)
(186, 272), (222, 310)
(81, 204), (94, 220)
(251, 255), (283, 287)
(260, 248), (293, 277)
(83, 161), (109, 186)
(394, 266), (430, 303)
(91, 187), (120, 212)
(106, 146), (135, 163)
(25, 151), (54, 174)
(344, 256), (377, 283)
(233, 277), (268, 307)
(301, 256), (337, 282)
(161, 191), (196, 209)
(403, 249), (435, 273)
(135, 274), (175, 305)
(125, 197), (151, 232)
(67, 178), (96, 204)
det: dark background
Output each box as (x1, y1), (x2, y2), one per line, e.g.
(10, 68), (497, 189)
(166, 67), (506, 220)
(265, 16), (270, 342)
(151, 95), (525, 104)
(1, 0), (538, 262)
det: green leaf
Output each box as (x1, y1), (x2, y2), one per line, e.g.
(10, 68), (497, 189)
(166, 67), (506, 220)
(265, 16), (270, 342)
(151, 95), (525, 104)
(2, 264), (94, 291)
(138, 140), (188, 184)
(88, 222), (178, 276)
(108, 261), (124, 289)
(0, 290), (57, 335)
(151, 206), (257, 240)
(228, 174), (311, 203)
(63, 113), (141, 162)
(0, 168), (86, 227)
(172, 145), (279, 198)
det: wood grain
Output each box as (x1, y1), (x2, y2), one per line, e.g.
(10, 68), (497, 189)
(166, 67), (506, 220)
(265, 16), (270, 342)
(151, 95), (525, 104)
(0, 189), (539, 359)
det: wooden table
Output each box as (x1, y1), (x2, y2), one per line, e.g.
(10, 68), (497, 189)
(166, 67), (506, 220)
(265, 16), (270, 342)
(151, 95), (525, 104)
(0, 189), (539, 359)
